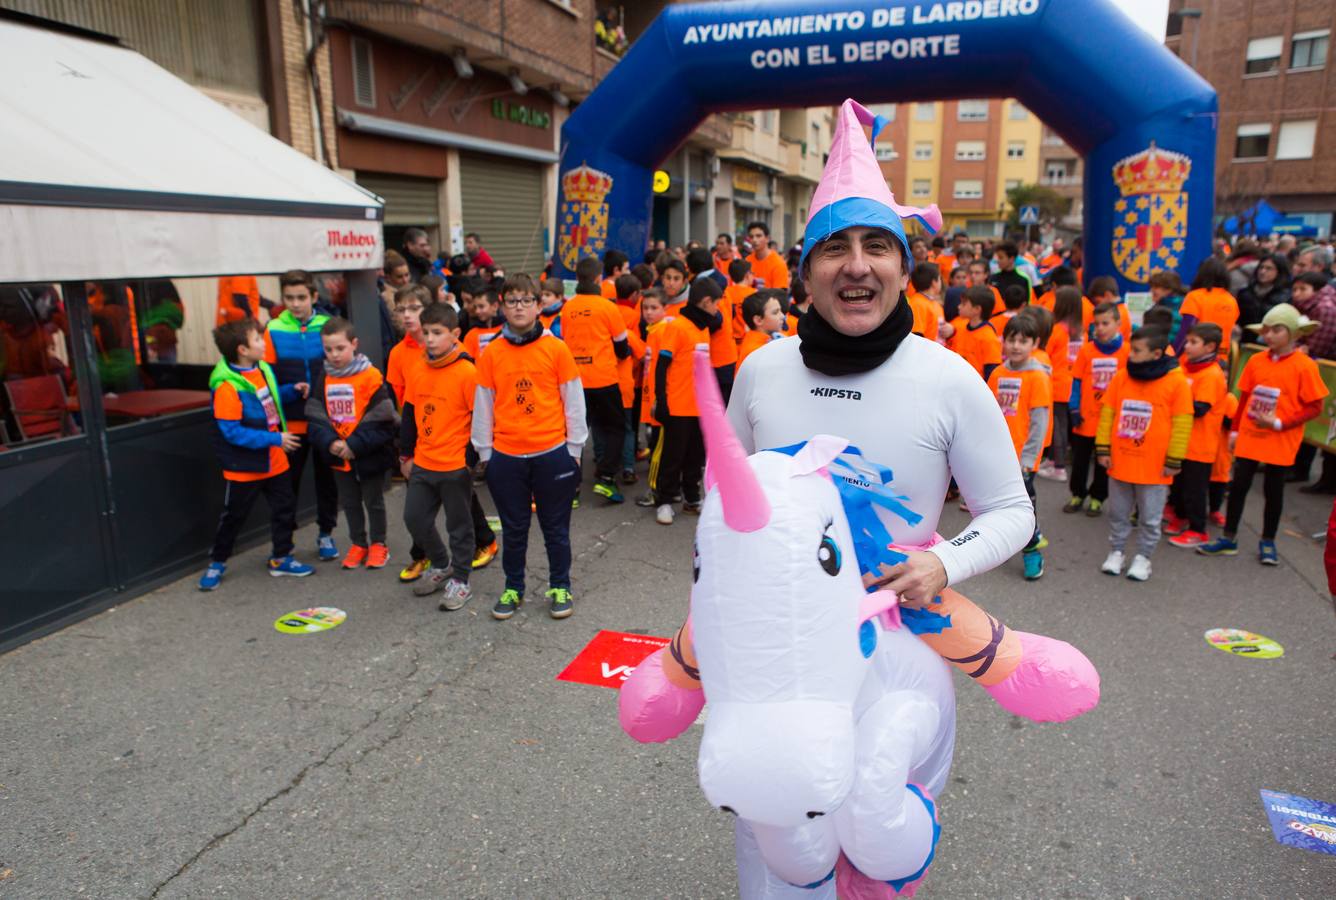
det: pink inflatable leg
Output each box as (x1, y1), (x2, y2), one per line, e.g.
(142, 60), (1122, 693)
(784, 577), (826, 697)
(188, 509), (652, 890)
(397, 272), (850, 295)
(983, 631), (1101, 723)
(617, 647), (706, 743)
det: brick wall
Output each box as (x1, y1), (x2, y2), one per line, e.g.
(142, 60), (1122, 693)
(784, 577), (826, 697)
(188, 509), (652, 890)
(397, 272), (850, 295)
(278, 0), (338, 167)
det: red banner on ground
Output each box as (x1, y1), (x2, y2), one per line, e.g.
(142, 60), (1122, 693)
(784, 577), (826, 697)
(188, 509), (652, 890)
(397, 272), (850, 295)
(556, 629), (671, 689)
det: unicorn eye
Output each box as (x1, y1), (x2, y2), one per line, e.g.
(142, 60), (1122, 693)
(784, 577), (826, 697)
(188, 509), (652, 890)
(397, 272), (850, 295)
(693, 541), (701, 583)
(818, 532), (841, 576)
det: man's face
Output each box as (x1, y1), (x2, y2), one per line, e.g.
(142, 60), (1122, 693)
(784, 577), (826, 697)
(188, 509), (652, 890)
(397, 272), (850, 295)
(716, 236), (731, 255)
(282, 285), (315, 321)
(1293, 253), (1315, 276)
(386, 265), (411, 289)
(747, 228), (769, 256)
(953, 234), (968, 252)
(803, 226), (909, 337)
(423, 322), (458, 357)
(464, 236), (479, 255)
(406, 234), (431, 260)
(322, 332), (357, 369)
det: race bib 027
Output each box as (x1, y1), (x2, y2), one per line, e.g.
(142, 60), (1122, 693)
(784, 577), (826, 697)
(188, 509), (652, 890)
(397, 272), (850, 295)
(1117, 398), (1153, 441)
(326, 383), (357, 424)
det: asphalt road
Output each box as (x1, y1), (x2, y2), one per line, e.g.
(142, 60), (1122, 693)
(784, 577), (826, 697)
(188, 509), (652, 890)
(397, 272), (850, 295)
(2, 464), (1334, 898)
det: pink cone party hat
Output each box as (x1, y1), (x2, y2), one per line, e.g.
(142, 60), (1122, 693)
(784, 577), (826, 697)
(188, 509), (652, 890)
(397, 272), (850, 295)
(800, 99), (943, 271)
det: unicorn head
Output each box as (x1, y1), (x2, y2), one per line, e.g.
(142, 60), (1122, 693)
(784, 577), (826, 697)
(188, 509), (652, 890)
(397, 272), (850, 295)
(689, 350), (896, 828)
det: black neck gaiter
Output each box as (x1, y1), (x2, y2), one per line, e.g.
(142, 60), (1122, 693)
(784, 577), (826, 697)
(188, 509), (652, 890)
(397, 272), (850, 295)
(797, 294), (914, 376)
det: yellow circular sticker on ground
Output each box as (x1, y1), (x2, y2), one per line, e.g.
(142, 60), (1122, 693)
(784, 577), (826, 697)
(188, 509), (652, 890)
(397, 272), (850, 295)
(1204, 628), (1283, 659)
(275, 607), (347, 635)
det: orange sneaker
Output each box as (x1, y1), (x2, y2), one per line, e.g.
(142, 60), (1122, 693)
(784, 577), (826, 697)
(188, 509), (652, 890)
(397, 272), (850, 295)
(366, 543), (391, 568)
(472, 540), (498, 569)
(341, 545), (368, 569)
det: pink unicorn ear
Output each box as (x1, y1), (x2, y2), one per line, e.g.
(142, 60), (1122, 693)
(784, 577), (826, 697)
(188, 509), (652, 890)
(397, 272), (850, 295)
(788, 434), (849, 477)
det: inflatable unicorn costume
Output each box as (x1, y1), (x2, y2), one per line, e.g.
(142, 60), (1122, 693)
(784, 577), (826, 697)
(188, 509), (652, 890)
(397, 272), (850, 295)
(618, 100), (1101, 898)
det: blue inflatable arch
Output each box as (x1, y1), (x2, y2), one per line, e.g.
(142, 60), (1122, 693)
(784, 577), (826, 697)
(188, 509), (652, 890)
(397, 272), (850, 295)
(555, 0), (1216, 294)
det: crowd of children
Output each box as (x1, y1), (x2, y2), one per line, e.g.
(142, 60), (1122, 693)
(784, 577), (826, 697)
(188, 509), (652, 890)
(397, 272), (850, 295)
(199, 230), (1333, 613)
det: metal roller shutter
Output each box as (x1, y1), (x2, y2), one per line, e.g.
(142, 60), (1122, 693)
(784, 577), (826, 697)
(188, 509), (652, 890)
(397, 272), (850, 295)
(459, 153), (545, 275)
(355, 173), (439, 227)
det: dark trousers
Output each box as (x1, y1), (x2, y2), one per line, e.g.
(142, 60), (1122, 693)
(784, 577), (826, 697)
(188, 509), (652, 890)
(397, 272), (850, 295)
(1225, 457), (1287, 541)
(409, 476), (496, 563)
(403, 466), (474, 581)
(1023, 471), (1041, 549)
(1047, 405), (1070, 466)
(622, 405), (638, 470)
(714, 363), (735, 407)
(486, 447), (580, 593)
(651, 415), (705, 504)
(1293, 442), (1318, 480)
(287, 438), (338, 534)
(1170, 459), (1212, 533)
(210, 473), (296, 563)
(1209, 480), (1228, 513)
(1069, 433), (1108, 501)
(585, 384), (625, 482)
(333, 469), (388, 545)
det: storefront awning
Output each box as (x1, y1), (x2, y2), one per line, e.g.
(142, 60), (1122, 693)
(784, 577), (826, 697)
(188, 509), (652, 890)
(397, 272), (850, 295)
(0, 15), (384, 283)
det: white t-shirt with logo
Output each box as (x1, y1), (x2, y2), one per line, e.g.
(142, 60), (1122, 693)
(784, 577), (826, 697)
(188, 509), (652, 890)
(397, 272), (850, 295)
(727, 333), (1033, 587)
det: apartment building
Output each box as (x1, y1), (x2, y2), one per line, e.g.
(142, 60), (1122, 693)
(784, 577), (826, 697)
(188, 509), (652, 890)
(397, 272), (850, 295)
(874, 99), (1045, 237)
(1166, 0), (1335, 235)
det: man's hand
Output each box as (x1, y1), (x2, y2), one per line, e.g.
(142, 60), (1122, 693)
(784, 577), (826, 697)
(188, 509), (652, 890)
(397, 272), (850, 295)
(862, 550), (948, 604)
(1162, 465), (1179, 479)
(400, 458), (414, 480)
(1096, 453), (1111, 468)
(939, 320), (955, 341)
(1228, 432), (1238, 453)
(280, 432), (301, 452)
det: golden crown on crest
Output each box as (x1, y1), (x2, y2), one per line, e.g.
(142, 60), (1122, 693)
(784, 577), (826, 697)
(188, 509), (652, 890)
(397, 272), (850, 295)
(562, 163), (614, 204)
(1112, 142), (1191, 196)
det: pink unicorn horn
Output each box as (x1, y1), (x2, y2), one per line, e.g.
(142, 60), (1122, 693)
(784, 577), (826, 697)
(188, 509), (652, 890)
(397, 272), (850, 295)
(693, 346), (770, 532)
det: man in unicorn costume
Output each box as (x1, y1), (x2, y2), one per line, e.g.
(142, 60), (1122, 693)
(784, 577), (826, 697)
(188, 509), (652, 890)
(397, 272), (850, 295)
(729, 98), (1032, 604)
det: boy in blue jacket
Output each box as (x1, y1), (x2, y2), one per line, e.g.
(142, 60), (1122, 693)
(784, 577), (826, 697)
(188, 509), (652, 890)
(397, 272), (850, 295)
(200, 320), (314, 590)
(264, 270), (340, 561)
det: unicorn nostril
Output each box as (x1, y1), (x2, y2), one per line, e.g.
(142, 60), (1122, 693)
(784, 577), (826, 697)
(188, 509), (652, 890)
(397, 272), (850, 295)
(806, 811), (825, 819)
(720, 805), (737, 815)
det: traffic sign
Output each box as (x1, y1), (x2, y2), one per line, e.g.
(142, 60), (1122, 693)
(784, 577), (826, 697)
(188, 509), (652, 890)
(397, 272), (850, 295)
(652, 170), (671, 193)
(1019, 205), (1040, 225)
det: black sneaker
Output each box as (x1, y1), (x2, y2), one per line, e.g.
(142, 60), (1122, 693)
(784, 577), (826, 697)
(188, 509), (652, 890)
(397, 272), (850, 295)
(492, 588), (523, 620)
(635, 492), (658, 508)
(682, 500), (702, 514)
(545, 587), (574, 619)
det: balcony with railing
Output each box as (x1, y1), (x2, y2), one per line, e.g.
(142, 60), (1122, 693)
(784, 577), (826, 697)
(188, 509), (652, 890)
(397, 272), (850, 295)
(1041, 174), (1084, 187)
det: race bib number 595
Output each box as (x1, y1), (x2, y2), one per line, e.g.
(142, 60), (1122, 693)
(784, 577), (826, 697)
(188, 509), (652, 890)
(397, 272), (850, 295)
(1117, 399), (1153, 441)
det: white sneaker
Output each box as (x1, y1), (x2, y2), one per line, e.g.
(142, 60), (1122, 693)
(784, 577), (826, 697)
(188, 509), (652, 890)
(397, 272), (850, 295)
(1126, 554), (1152, 582)
(1037, 465), (1068, 482)
(1101, 550), (1125, 575)
(655, 503), (674, 525)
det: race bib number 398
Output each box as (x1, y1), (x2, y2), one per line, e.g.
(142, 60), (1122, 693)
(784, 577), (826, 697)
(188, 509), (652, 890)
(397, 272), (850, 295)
(1117, 399), (1153, 441)
(326, 383), (357, 424)
(256, 386), (280, 429)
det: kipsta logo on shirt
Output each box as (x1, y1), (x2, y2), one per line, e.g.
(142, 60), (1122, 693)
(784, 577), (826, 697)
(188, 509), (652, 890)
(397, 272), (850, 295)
(810, 387), (862, 400)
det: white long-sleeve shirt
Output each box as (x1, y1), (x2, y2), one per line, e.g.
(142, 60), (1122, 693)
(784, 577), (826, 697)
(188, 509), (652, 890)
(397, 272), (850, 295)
(726, 333), (1033, 587)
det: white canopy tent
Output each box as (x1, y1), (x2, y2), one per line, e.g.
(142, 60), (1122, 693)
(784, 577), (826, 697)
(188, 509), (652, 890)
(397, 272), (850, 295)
(0, 14), (383, 283)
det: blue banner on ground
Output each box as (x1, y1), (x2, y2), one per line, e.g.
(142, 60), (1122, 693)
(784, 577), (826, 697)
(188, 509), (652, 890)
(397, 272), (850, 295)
(1259, 789), (1336, 856)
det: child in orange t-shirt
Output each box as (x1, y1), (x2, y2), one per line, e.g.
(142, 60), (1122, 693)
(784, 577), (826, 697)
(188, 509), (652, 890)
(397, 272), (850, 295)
(1087, 276), (1132, 343)
(1066, 302), (1129, 515)
(907, 262), (943, 343)
(660, 258), (690, 318)
(563, 257), (633, 503)
(462, 288), (504, 360)
(400, 303), (479, 608)
(1164, 323), (1228, 546)
(637, 289), (670, 476)
(539, 278), (566, 333)
(1039, 287), (1082, 482)
(737, 289), (788, 371)
(649, 278), (721, 525)
(948, 285), (1002, 379)
(988, 314), (1054, 581)
(726, 258), (757, 343)
(988, 283), (1028, 335)
(386, 284), (431, 407)
(1199, 304), (1328, 563)
(612, 273), (648, 484)
(1182, 258), (1240, 348)
(306, 319), (397, 570)
(1209, 391), (1239, 526)
(1095, 327), (1194, 581)
(473, 275), (587, 621)
(200, 320), (309, 591)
